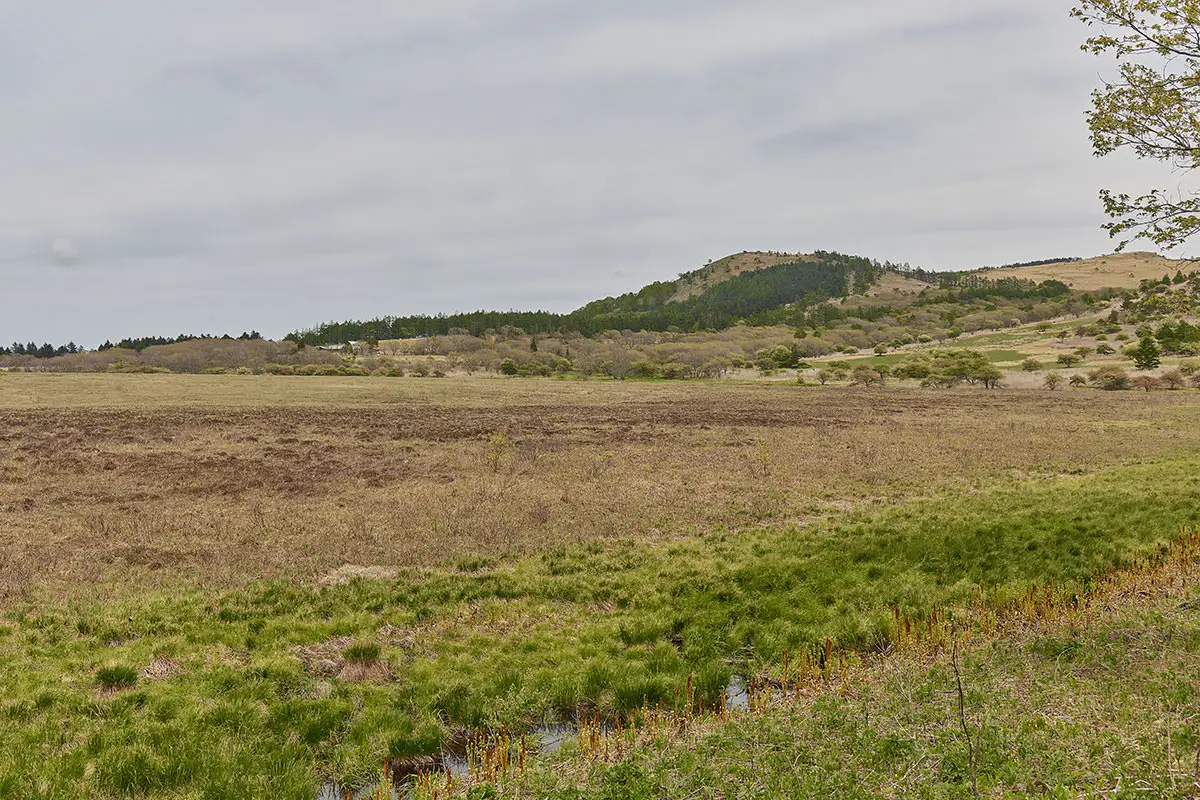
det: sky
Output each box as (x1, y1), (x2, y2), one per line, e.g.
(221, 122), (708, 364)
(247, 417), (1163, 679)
(0, 1), (1182, 345)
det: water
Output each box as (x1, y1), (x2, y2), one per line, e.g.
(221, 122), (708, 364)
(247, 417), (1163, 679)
(724, 676), (750, 711)
(319, 722), (584, 798)
(319, 682), (750, 798)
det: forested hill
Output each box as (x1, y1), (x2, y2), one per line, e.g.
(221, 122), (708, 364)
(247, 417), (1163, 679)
(289, 251), (891, 344)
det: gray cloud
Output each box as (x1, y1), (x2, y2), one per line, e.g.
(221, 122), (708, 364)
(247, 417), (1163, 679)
(0, 1), (1183, 344)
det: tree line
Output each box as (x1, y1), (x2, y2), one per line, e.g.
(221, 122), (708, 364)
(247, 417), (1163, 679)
(287, 251), (883, 345)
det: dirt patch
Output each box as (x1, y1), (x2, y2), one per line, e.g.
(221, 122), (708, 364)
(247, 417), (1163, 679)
(337, 659), (393, 684)
(140, 657), (183, 681)
(292, 636), (355, 678)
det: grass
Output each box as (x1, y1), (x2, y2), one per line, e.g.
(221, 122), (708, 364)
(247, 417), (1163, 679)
(522, 584), (1200, 799)
(0, 374), (1198, 797)
(0, 456), (1197, 796)
(94, 666), (139, 691)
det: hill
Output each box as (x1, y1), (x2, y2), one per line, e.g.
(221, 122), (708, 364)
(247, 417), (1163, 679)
(669, 252), (818, 301)
(975, 251), (1193, 290)
(282, 250), (894, 343)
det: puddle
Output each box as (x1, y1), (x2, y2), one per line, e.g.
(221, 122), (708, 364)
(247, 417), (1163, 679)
(319, 682), (750, 798)
(531, 723), (578, 754)
(319, 722), (585, 798)
(724, 676), (750, 711)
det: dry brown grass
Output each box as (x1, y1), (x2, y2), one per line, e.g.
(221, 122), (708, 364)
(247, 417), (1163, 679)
(2, 373), (1199, 605)
(981, 251), (1193, 290)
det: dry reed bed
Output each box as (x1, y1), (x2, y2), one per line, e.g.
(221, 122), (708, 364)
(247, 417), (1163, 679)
(2, 376), (1199, 604)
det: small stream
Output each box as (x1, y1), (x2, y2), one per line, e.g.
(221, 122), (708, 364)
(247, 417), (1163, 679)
(320, 678), (752, 799)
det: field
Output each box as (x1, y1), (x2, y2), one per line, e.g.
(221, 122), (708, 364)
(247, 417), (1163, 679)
(1, 373), (1199, 798)
(979, 251), (1191, 291)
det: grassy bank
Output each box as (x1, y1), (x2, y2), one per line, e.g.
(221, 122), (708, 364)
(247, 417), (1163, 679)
(1, 454), (1198, 797)
(524, 576), (1200, 799)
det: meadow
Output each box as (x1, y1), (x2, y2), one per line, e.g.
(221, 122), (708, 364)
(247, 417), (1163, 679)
(1, 373), (1198, 798)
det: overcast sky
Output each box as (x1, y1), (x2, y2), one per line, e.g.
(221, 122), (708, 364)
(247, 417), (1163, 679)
(0, 1), (1180, 345)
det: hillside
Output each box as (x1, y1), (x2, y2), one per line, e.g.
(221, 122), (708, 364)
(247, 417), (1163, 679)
(976, 251), (1192, 290)
(276, 250), (888, 344)
(669, 251), (818, 301)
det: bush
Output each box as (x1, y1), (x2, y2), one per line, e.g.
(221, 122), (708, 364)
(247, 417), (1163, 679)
(849, 366), (884, 387)
(297, 364), (340, 376)
(498, 358), (519, 376)
(1088, 365), (1131, 391)
(1056, 354), (1081, 368)
(1069, 374), (1088, 387)
(1131, 375), (1162, 392)
(1160, 369), (1187, 390)
(517, 361), (552, 377)
(1043, 372), (1064, 390)
(1021, 358), (1042, 372)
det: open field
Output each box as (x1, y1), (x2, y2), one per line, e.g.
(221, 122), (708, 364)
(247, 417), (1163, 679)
(4, 374), (1200, 601)
(1, 374), (1199, 797)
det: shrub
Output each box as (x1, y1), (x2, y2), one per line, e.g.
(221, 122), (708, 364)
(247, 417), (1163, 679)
(1056, 353), (1081, 368)
(1095, 343), (1116, 355)
(517, 361), (551, 377)
(1069, 374), (1088, 387)
(630, 361), (661, 379)
(1088, 365), (1131, 391)
(1131, 375), (1162, 392)
(1043, 372), (1063, 390)
(1160, 369), (1187, 390)
(1021, 358), (1042, 372)
(849, 366), (884, 387)
(498, 358), (519, 376)
(298, 364), (340, 376)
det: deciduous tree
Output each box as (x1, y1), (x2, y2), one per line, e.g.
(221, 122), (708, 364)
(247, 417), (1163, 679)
(1073, 1), (1200, 249)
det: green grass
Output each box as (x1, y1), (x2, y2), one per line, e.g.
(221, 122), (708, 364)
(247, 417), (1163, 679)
(94, 666), (139, 690)
(0, 457), (1198, 797)
(525, 588), (1200, 799)
(343, 641), (382, 665)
